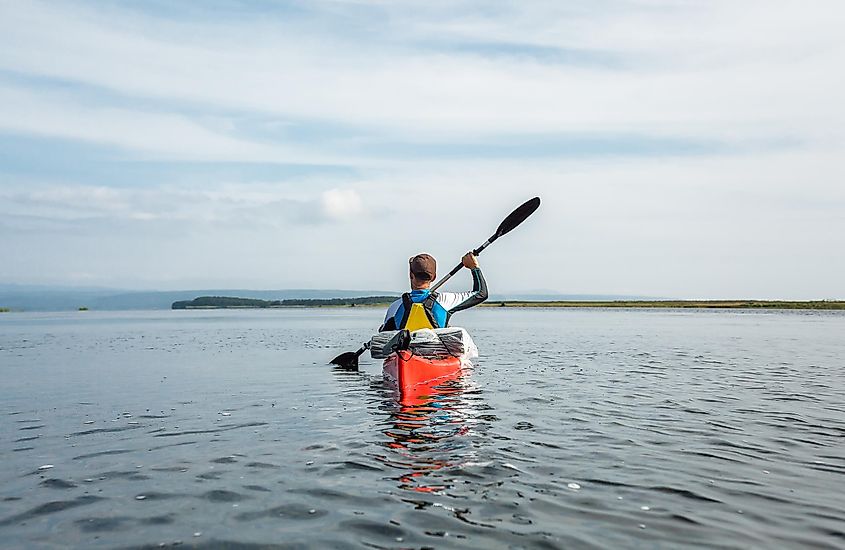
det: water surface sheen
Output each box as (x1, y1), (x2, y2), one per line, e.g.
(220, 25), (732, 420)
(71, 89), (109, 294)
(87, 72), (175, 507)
(1, 309), (844, 548)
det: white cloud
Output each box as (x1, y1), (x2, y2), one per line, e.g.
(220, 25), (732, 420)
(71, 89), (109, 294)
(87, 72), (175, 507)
(0, 84), (347, 163)
(321, 188), (365, 221)
(3, 144), (841, 297)
(0, 181), (374, 227)
(0, 1), (843, 297)
(0, 0), (842, 146)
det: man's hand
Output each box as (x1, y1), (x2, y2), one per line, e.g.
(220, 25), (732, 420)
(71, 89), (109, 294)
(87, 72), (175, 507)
(462, 252), (479, 269)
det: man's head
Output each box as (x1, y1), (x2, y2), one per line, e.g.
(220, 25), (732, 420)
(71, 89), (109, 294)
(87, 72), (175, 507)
(409, 253), (436, 289)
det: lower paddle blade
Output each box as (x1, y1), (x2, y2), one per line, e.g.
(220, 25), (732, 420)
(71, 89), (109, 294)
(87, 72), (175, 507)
(495, 197), (540, 239)
(330, 351), (360, 370)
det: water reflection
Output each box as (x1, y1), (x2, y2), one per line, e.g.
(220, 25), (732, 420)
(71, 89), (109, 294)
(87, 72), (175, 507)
(372, 371), (485, 495)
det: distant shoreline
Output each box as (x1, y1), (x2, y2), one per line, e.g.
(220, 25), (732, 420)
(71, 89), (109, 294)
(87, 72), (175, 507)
(169, 296), (845, 311)
(3, 299), (842, 313)
(482, 300), (845, 310)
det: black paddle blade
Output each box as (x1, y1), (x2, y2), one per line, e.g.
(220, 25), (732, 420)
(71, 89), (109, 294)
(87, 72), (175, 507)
(495, 196), (540, 239)
(330, 351), (360, 370)
(381, 329), (410, 356)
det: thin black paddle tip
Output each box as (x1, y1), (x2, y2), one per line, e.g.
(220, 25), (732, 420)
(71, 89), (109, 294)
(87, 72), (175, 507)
(496, 197), (541, 238)
(330, 350), (362, 370)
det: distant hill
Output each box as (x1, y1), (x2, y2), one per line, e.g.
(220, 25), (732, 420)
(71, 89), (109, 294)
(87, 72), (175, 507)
(0, 287), (398, 311)
(172, 296), (398, 309)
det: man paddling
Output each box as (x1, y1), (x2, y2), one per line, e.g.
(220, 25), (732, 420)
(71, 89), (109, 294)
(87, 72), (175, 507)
(380, 253), (488, 332)
(331, 197), (537, 369)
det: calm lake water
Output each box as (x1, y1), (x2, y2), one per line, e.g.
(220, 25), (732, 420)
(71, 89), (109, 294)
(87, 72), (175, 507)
(1, 308), (844, 549)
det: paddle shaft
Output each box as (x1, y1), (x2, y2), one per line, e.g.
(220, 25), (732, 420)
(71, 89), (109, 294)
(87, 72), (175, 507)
(429, 197), (539, 293)
(428, 237), (495, 293)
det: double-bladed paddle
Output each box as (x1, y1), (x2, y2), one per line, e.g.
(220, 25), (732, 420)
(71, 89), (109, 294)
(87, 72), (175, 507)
(330, 196), (541, 369)
(429, 196), (541, 293)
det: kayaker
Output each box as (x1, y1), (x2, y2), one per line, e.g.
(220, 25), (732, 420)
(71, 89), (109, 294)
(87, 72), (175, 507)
(379, 252), (488, 332)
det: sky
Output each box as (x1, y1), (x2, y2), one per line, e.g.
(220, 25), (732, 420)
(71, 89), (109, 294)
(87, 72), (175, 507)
(1, 0), (843, 299)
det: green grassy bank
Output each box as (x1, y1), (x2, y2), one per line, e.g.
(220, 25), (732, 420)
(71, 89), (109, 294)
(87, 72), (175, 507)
(481, 300), (845, 310)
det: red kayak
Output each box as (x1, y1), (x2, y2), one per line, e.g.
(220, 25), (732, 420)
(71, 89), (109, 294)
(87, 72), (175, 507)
(383, 350), (464, 397)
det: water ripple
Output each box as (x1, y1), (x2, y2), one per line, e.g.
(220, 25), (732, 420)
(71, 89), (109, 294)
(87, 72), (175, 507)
(1, 308), (843, 548)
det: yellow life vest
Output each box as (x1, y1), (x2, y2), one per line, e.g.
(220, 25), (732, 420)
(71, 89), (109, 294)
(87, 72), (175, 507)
(398, 292), (442, 331)
(404, 302), (435, 331)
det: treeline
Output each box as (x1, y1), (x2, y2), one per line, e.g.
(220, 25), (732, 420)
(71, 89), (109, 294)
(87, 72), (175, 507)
(280, 296), (397, 306)
(172, 296), (279, 309)
(172, 296), (397, 309)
